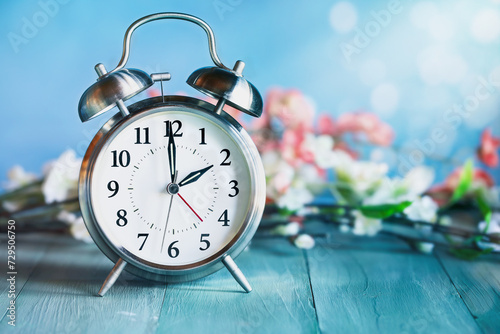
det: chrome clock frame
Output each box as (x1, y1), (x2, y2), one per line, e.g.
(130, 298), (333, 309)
(79, 95), (266, 283)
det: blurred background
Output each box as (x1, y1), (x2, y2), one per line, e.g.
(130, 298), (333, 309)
(1, 0), (499, 187)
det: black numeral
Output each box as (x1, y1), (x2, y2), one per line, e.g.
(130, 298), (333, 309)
(137, 233), (149, 250)
(168, 240), (180, 258)
(199, 234), (210, 251)
(164, 120), (183, 137)
(229, 180), (239, 197)
(134, 127), (151, 144)
(199, 128), (207, 145)
(220, 149), (231, 166)
(107, 180), (119, 198)
(116, 209), (127, 227)
(218, 210), (230, 226)
(111, 150), (130, 167)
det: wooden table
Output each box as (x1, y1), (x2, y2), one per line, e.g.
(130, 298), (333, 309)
(1, 224), (499, 333)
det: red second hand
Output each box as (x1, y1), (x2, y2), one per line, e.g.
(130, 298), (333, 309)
(177, 193), (203, 222)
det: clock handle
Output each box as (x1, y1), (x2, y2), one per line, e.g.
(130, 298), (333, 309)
(97, 258), (127, 297)
(222, 255), (252, 293)
(108, 12), (230, 75)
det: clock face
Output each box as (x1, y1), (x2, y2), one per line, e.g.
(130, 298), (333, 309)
(89, 107), (254, 268)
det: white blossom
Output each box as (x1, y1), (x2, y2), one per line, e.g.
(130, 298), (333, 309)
(294, 234), (315, 249)
(352, 210), (382, 236)
(414, 242), (435, 254)
(272, 221), (301, 236)
(57, 210), (92, 243)
(477, 213), (500, 252)
(403, 166), (435, 198)
(4, 165), (38, 190)
(315, 148), (351, 170)
(276, 186), (314, 212)
(303, 134), (334, 163)
(336, 159), (388, 200)
(404, 196), (439, 223)
(42, 150), (82, 203)
(364, 166), (435, 206)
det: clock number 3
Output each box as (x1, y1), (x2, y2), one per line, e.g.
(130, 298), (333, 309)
(229, 180), (239, 197)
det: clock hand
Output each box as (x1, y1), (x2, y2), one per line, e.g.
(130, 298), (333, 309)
(161, 171), (178, 253)
(177, 193), (203, 222)
(167, 121), (176, 183)
(178, 165), (214, 187)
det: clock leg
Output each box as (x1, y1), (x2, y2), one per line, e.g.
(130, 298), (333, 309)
(97, 258), (127, 297)
(222, 255), (252, 293)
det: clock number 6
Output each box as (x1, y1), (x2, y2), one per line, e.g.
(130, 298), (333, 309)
(168, 240), (180, 258)
(229, 180), (239, 197)
(199, 234), (210, 251)
(116, 209), (128, 227)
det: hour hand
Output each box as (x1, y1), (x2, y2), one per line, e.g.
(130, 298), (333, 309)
(178, 165), (213, 187)
(167, 122), (176, 183)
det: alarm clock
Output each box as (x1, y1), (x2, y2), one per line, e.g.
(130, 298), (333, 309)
(77, 13), (265, 296)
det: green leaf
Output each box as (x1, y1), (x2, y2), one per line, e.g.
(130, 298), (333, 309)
(449, 247), (493, 260)
(359, 201), (412, 219)
(475, 189), (492, 233)
(449, 159), (473, 204)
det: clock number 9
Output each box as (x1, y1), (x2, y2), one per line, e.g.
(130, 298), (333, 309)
(168, 240), (180, 258)
(229, 180), (239, 197)
(107, 180), (119, 198)
(111, 150), (130, 167)
(116, 209), (128, 227)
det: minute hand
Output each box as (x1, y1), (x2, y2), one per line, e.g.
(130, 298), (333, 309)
(178, 165), (213, 187)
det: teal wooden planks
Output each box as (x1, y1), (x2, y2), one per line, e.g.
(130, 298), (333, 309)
(0, 236), (166, 334)
(437, 250), (500, 334)
(0, 234), (51, 320)
(157, 238), (318, 334)
(307, 234), (482, 334)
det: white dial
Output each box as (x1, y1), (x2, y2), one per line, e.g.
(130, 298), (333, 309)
(89, 108), (252, 267)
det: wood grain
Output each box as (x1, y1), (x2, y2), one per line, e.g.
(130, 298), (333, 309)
(437, 250), (500, 334)
(0, 233), (51, 320)
(307, 234), (482, 334)
(0, 236), (166, 333)
(1, 230), (498, 333)
(157, 238), (319, 334)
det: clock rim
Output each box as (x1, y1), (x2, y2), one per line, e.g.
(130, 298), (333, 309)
(79, 95), (266, 283)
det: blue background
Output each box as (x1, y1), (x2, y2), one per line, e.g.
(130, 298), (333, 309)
(1, 0), (499, 187)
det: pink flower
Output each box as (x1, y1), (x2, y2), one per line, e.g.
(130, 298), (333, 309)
(477, 128), (500, 167)
(317, 114), (336, 135)
(367, 122), (394, 147)
(335, 111), (395, 147)
(147, 88), (161, 97)
(427, 167), (495, 206)
(264, 88), (315, 131)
